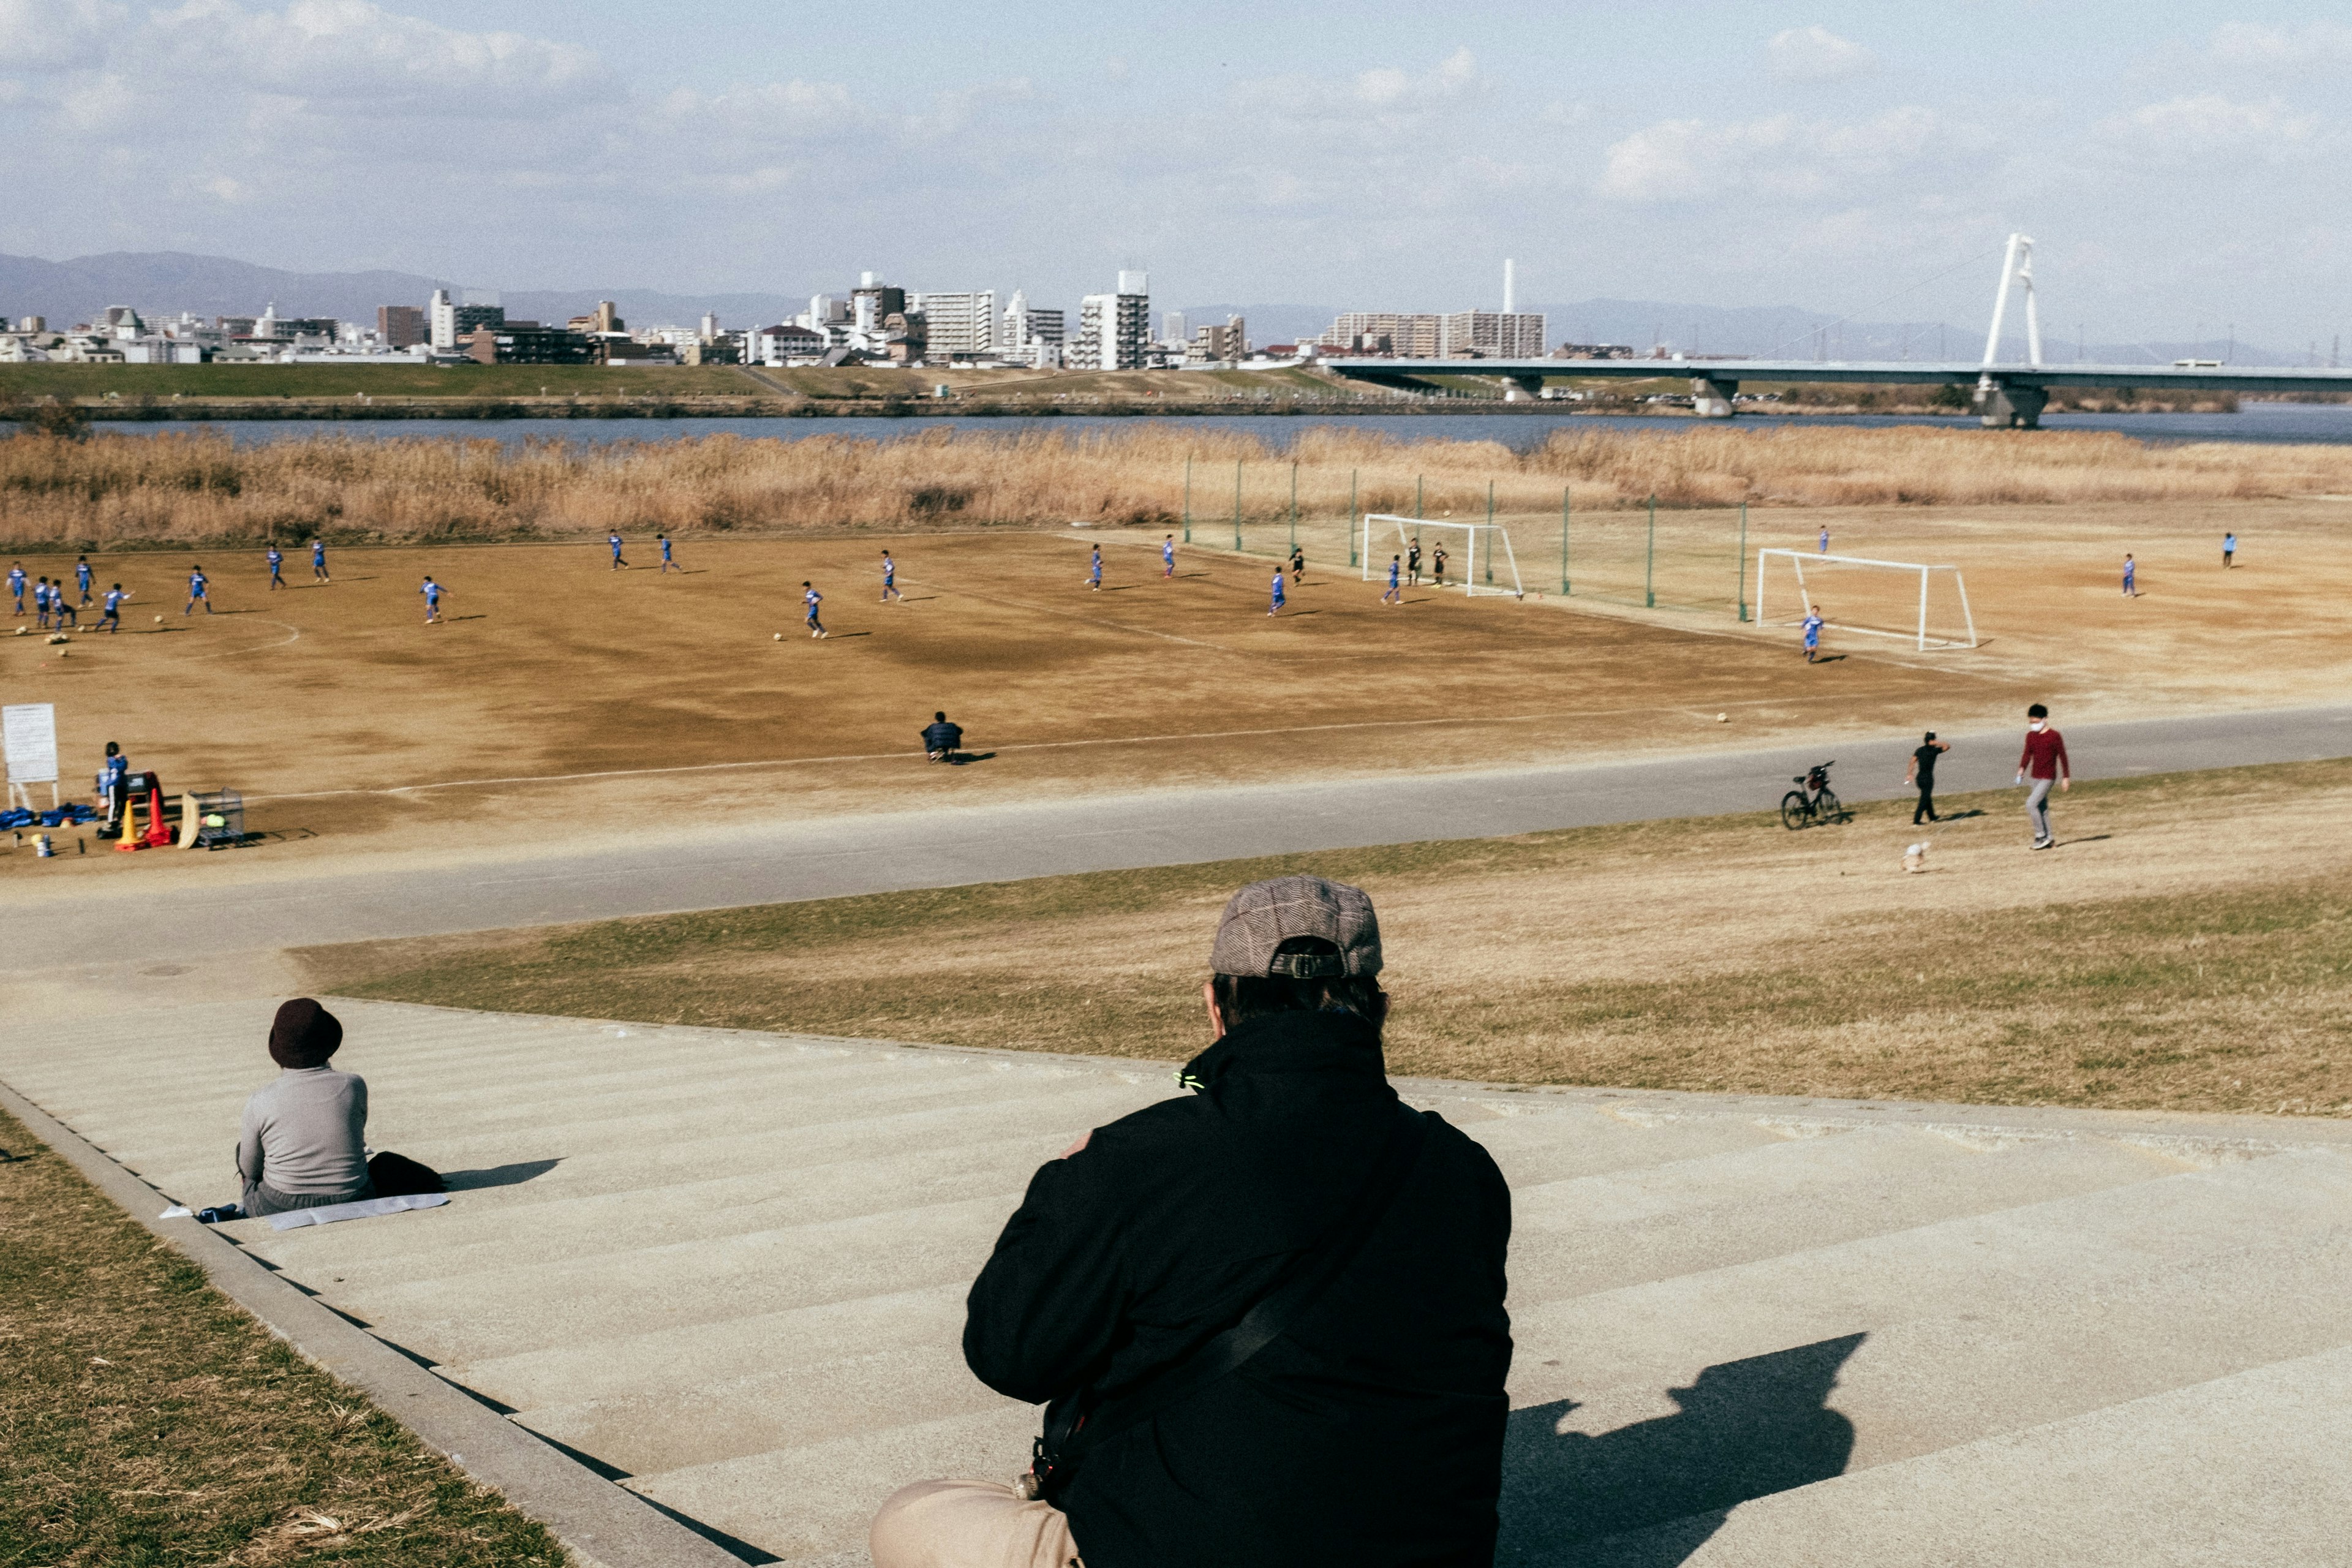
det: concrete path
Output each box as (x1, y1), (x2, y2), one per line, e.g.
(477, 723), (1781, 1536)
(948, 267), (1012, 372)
(7, 704), (2348, 967)
(9, 998), (2348, 1566)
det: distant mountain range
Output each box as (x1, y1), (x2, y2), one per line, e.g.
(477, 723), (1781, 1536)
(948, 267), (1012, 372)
(0, 251), (802, 334)
(0, 251), (2309, 368)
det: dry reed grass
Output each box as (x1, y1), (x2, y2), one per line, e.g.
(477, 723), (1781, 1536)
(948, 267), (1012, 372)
(5, 421), (2348, 551)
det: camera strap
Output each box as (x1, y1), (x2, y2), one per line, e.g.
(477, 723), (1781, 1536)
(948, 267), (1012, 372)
(1041, 1105), (1433, 1480)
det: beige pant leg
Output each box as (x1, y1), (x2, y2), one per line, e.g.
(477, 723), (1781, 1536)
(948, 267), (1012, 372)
(870, 1478), (1081, 1568)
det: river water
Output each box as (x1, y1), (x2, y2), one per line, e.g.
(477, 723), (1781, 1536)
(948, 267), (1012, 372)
(16, 401), (2352, 453)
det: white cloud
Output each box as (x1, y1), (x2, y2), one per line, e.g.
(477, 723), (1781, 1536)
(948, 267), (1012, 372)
(1766, 26), (1875, 84)
(149, 0), (611, 112)
(0, 0), (124, 70)
(1599, 106), (1948, 204)
(2098, 93), (2321, 164)
(2209, 21), (2352, 66)
(1232, 47), (1479, 126)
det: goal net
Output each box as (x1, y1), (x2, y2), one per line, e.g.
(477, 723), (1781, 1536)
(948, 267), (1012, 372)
(1755, 549), (1978, 651)
(1358, 515), (1524, 598)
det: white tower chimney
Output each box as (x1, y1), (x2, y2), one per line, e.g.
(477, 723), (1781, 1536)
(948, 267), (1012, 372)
(1503, 258), (1515, 314)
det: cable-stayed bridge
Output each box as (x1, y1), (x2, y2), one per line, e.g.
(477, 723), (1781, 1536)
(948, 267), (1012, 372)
(1325, 236), (2352, 428)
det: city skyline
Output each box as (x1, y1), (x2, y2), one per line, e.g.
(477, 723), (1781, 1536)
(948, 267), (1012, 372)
(6, 3), (2352, 344)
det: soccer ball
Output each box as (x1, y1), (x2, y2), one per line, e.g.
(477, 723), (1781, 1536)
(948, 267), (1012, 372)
(11, 627), (22, 637)
(1717, 712), (1728, 723)
(153, 615), (164, 624)
(773, 631), (783, 641)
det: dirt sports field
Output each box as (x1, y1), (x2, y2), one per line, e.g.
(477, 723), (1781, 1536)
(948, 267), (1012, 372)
(2, 497), (2347, 879)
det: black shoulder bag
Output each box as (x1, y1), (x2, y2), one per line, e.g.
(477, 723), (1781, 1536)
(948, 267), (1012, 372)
(1021, 1106), (1431, 1504)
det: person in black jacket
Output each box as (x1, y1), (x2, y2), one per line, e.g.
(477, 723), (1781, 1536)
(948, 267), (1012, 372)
(922, 712), (965, 763)
(870, 875), (1513, 1568)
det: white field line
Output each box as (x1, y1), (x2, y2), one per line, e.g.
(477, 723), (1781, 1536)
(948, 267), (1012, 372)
(239, 694), (1863, 805)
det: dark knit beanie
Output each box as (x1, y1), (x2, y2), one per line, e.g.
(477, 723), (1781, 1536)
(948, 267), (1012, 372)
(269, 998), (343, 1069)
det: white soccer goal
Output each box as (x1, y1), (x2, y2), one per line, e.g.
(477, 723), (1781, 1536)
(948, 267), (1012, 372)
(1755, 549), (1978, 651)
(1358, 515), (1524, 598)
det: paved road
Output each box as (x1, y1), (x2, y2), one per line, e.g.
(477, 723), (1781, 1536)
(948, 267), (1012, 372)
(7, 704), (2348, 965)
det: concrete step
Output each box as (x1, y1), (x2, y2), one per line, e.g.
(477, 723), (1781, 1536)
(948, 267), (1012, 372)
(1504, 1124), (2181, 1300)
(1554, 1342), (2352, 1568)
(11, 997), (2350, 1567)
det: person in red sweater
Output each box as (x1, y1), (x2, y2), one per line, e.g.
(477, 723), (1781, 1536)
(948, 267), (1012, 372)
(2015, 703), (2070, 850)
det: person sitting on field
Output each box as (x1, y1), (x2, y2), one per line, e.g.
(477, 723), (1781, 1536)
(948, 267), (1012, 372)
(871, 875), (1513, 1568)
(922, 711), (965, 763)
(232, 999), (440, 1218)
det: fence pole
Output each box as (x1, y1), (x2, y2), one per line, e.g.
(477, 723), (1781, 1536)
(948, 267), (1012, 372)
(1289, 461), (1298, 552)
(1645, 493), (1656, 609)
(1736, 500), (1749, 622)
(1416, 475), (1424, 519)
(1561, 488), (1570, 594)
(1485, 480), (1494, 582)
(1183, 456), (1192, 543)
(1234, 459), (1243, 551)
(1349, 469), (1359, 566)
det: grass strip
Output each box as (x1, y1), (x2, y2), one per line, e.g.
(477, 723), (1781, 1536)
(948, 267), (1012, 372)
(0, 1103), (565, 1567)
(304, 760), (2352, 1119)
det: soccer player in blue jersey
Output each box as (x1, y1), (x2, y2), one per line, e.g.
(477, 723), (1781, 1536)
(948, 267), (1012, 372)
(7, 562), (24, 614)
(311, 537), (330, 582)
(266, 543), (285, 590)
(1163, 535), (1176, 578)
(420, 576), (445, 624)
(609, 532), (629, 570)
(2122, 554), (2137, 597)
(76, 555), (92, 605)
(2222, 532), (2237, 568)
(1382, 554), (1402, 605)
(1268, 567), (1286, 616)
(1088, 545), (1103, 592)
(881, 549), (903, 601)
(33, 578), (51, 629)
(1818, 527), (1831, 555)
(658, 533), (679, 573)
(1802, 604), (1824, 662)
(185, 564), (213, 615)
(99, 583), (125, 633)
(52, 584), (77, 630)
(803, 581), (827, 638)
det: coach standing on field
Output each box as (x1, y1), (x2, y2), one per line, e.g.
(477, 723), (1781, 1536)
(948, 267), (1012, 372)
(872, 875), (1513, 1568)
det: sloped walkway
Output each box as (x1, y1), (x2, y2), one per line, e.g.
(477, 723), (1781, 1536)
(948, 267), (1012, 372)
(6, 998), (2349, 1566)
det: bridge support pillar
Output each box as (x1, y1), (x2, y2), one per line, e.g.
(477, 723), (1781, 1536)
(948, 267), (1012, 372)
(1976, 380), (2046, 429)
(1691, 377), (1737, 418)
(1508, 375), (1545, 402)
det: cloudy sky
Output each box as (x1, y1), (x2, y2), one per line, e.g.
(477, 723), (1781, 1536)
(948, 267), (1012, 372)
(4, 0), (2350, 340)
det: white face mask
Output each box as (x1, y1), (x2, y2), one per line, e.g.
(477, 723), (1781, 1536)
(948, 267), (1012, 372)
(2029, 720), (2045, 731)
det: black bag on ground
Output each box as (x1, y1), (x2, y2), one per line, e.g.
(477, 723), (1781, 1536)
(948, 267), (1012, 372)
(1023, 1106), (1430, 1504)
(368, 1150), (445, 1197)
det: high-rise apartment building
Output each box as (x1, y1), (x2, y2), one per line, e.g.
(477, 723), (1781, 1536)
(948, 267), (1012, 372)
(429, 288), (505, 349)
(1164, 311), (1188, 346)
(1076, 272), (1149, 371)
(914, 290), (997, 358)
(1316, 312), (1442, 357)
(1191, 315), (1246, 362)
(377, 304), (426, 348)
(1440, 309), (1545, 358)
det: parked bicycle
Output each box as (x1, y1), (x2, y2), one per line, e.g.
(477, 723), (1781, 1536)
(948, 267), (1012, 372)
(1781, 761), (1847, 830)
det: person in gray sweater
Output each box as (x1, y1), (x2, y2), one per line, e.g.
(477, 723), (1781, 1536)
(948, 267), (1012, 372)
(237, 999), (374, 1216)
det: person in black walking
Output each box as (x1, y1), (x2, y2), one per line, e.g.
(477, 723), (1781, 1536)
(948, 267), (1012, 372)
(1907, 732), (1950, 824)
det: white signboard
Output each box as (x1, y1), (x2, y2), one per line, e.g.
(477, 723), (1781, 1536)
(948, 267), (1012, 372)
(3, 703), (59, 785)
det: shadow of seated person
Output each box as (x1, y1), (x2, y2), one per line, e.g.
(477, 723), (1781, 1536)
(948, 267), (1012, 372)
(230, 999), (443, 1218)
(1495, 1333), (1863, 1566)
(439, 1157), (561, 1191)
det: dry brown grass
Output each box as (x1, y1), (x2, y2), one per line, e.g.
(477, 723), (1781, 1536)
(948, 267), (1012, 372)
(304, 761), (2352, 1119)
(9, 420), (2352, 551)
(0, 1103), (564, 1567)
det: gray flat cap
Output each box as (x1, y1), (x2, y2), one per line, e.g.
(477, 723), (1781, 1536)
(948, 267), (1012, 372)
(1210, 875), (1383, 979)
